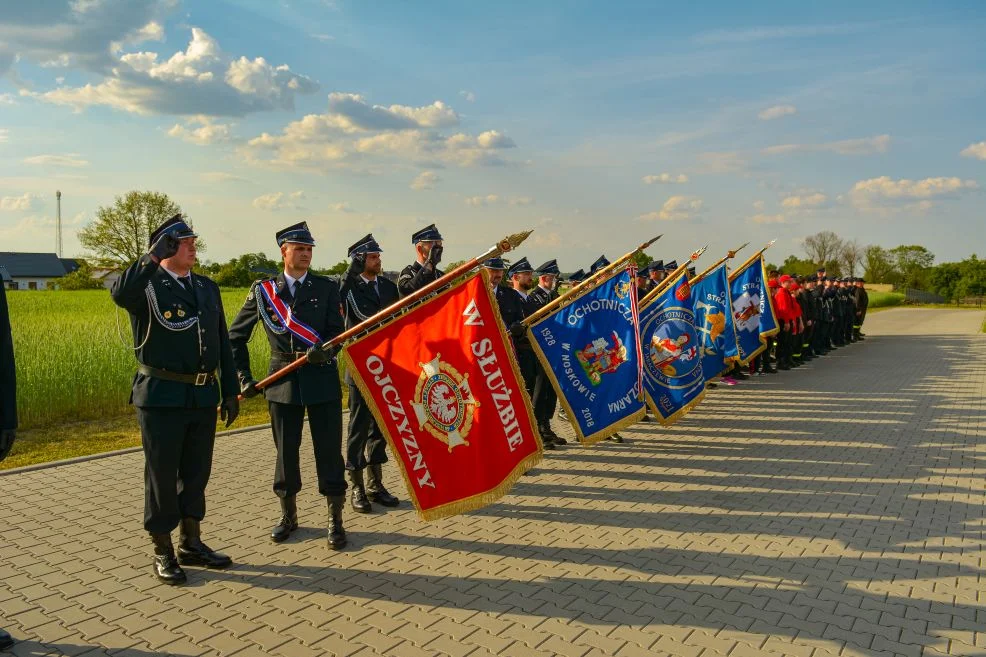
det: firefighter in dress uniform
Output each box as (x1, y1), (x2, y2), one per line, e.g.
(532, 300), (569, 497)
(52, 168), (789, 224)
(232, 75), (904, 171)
(111, 216), (239, 585)
(1, 283), (18, 647)
(340, 234), (401, 514)
(528, 260), (566, 446)
(229, 222), (349, 550)
(398, 224), (444, 298)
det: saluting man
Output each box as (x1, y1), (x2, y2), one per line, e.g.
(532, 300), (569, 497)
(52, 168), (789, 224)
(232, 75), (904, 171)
(398, 224), (444, 297)
(111, 215), (239, 585)
(340, 234), (401, 514)
(528, 260), (565, 446)
(229, 222), (349, 550)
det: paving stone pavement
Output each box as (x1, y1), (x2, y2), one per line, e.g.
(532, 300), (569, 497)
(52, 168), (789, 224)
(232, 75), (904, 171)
(1, 308), (984, 657)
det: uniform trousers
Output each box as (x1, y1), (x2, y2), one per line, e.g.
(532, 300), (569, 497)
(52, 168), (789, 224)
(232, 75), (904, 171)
(268, 400), (346, 498)
(138, 406), (217, 534)
(346, 384), (389, 471)
(533, 363), (558, 426)
(516, 348), (538, 400)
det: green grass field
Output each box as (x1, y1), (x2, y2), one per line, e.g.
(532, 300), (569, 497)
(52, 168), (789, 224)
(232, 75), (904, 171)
(3, 288), (344, 470)
(866, 291), (905, 308)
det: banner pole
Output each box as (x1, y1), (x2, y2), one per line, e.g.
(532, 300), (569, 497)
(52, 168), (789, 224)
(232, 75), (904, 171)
(249, 230), (534, 395)
(639, 245), (709, 307)
(691, 242), (750, 285)
(522, 234), (662, 327)
(727, 240), (776, 282)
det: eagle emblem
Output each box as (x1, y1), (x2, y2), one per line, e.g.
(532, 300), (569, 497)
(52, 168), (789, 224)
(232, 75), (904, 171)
(411, 354), (479, 452)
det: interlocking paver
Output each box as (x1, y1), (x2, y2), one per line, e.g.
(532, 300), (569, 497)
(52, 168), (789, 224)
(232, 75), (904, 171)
(0, 308), (984, 656)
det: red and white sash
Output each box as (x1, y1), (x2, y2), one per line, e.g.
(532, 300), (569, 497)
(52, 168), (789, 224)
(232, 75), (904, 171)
(257, 279), (322, 347)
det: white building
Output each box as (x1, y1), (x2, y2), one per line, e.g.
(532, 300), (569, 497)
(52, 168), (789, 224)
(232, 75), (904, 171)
(0, 252), (80, 290)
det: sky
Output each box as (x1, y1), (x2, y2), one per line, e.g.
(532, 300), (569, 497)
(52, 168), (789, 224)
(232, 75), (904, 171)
(0, 0), (984, 271)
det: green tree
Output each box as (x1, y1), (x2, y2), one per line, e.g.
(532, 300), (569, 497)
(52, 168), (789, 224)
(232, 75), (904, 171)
(53, 261), (104, 290)
(863, 245), (895, 284)
(631, 251), (653, 270)
(211, 253), (280, 287)
(779, 255), (818, 277)
(313, 260), (350, 276)
(802, 231), (844, 266)
(78, 191), (202, 267)
(888, 245), (934, 289)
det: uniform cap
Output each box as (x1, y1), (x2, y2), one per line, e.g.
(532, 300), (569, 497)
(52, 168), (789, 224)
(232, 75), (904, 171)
(567, 268), (586, 282)
(347, 233), (382, 257)
(411, 223), (443, 244)
(686, 266), (697, 278)
(648, 260), (664, 273)
(482, 257), (507, 270)
(276, 221), (316, 247)
(664, 260), (678, 271)
(507, 257), (534, 277)
(148, 214), (197, 247)
(589, 255), (610, 273)
(779, 274), (793, 283)
(535, 259), (560, 276)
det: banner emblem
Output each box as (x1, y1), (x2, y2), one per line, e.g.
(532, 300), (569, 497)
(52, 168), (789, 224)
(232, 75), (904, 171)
(576, 331), (628, 385)
(733, 291), (762, 332)
(645, 309), (700, 381)
(412, 355), (478, 451)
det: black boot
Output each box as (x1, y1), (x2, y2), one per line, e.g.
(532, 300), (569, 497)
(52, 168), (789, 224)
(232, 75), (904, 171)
(150, 533), (186, 585)
(271, 496), (298, 543)
(366, 464), (400, 508)
(328, 496), (347, 550)
(0, 628), (14, 650)
(348, 469), (372, 514)
(540, 422), (566, 445)
(177, 519), (232, 569)
(606, 433), (624, 443)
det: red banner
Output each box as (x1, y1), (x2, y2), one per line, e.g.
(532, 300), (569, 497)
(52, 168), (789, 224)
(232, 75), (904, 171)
(343, 271), (542, 520)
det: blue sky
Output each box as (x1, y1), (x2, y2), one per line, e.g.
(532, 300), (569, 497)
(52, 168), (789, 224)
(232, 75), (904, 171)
(1, 1), (984, 270)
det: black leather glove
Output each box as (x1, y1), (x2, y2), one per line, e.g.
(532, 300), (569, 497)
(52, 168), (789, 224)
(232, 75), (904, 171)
(348, 253), (366, 277)
(427, 244), (443, 268)
(240, 378), (260, 399)
(306, 342), (332, 365)
(220, 398), (239, 428)
(509, 322), (526, 338)
(149, 232), (180, 261)
(0, 429), (15, 462)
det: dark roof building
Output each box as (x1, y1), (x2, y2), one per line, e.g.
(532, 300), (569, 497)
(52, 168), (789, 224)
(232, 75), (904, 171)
(0, 252), (81, 289)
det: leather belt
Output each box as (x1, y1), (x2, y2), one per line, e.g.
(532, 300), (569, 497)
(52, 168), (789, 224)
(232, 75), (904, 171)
(138, 364), (216, 386)
(272, 350), (308, 360)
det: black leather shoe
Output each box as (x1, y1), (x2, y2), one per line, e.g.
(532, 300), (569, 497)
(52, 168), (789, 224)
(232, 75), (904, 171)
(150, 533), (187, 585)
(271, 496), (298, 543)
(606, 433), (624, 443)
(367, 464), (400, 508)
(328, 496), (347, 550)
(541, 424), (566, 445)
(348, 469), (372, 513)
(1, 627), (16, 650)
(177, 519), (232, 569)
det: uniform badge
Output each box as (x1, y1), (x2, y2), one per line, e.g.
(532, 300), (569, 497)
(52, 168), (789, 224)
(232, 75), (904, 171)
(411, 354), (479, 452)
(164, 311), (173, 319)
(177, 308), (186, 318)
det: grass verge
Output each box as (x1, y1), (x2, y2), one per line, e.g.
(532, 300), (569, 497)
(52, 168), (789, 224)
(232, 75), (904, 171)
(1, 397), (274, 471)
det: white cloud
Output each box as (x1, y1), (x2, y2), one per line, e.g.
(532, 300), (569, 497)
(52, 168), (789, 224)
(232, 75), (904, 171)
(329, 202), (354, 213)
(0, 128), (7, 143)
(758, 104), (797, 120)
(695, 22), (881, 45)
(509, 196), (535, 206)
(34, 28), (318, 117)
(201, 171), (250, 183)
(167, 116), (232, 145)
(753, 200), (766, 211)
(459, 90), (476, 103)
(23, 154), (89, 168)
(465, 194), (501, 207)
(960, 141), (986, 161)
(639, 195), (704, 221)
(643, 173), (689, 184)
(311, 34), (334, 42)
(750, 213), (787, 224)
(762, 134), (890, 156)
(252, 191), (305, 211)
(850, 176), (978, 207)
(241, 94), (516, 171)
(0, 193), (38, 211)
(0, 93), (15, 105)
(780, 192), (828, 209)
(0, 0), (173, 75)
(322, 92), (459, 133)
(410, 170), (440, 191)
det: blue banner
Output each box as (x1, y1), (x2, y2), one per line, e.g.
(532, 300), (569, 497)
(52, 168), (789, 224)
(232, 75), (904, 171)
(529, 267), (645, 444)
(690, 262), (740, 381)
(640, 270), (706, 425)
(728, 254), (779, 364)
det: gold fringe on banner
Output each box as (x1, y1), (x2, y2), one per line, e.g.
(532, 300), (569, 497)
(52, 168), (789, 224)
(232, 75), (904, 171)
(341, 268), (543, 522)
(727, 252), (780, 366)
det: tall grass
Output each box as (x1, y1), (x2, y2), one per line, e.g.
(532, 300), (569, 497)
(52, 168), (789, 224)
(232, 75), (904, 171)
(866, 291), (904, 308)
(7, 288), (271, 429)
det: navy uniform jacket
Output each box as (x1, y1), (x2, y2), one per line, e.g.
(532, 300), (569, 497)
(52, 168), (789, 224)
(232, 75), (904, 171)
(496, 287), (536, 349)
(398, 261), (444, 297)
(528, 285), (559, 308)
(228, 273), (345, 406)
(1, 285), (15, 431)
(340, 269), (399, 384)
(111, 256), (239, 409)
